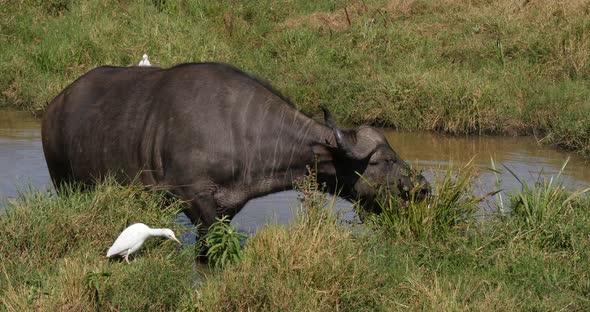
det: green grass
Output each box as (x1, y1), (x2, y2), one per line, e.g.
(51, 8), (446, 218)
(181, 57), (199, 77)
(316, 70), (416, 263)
(203, 215), (246, 270)
(368, 161), (481, 241)
(0, 179), (199, 311)
(186, 166), (590, 311)
(505, 159), (590, 251)
(1, 165), (589, 310)
(1, 0), (590, 155)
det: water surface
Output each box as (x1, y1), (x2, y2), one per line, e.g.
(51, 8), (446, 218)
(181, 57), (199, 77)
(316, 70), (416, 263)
(387, 131), (590, 191)
(1, 110), (588, 234)
(0, 110), (47, 202)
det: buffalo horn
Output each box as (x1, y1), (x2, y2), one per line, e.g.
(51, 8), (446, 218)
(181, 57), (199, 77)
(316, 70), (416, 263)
(320, 106), (364, 159)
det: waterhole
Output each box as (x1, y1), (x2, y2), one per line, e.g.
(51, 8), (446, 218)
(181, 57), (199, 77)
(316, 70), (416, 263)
(1, 110), (588, 236)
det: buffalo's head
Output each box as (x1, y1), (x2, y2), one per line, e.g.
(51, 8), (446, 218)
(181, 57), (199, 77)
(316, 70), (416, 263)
(313, 107), (431, 213)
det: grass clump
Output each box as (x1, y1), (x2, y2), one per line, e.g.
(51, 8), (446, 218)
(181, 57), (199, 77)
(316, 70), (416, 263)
(507, 159), (590, 229)
(0, 178), (197, 311)
(504, 159), (590, 251)
(188, 172), (390, 311)
(370, 163), (480, 240)
(204, 215), (246, 270)
(1, 166), (589, 310)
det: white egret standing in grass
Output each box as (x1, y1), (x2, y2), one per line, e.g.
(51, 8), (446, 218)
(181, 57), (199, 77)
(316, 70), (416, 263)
(106, 223), (181, 263)
(138, 54), (151, 66)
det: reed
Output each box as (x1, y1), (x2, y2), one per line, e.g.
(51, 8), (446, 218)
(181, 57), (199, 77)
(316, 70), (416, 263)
(190, 165), (590, 311)
(504, 158), (590, 250)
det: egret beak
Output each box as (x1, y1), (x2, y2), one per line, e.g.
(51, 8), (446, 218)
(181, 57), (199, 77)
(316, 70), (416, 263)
(171, 237), (182, 245)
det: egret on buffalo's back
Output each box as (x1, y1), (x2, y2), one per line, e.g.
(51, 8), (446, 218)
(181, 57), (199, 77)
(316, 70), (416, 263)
(138, 54), (151, 66)
(106, 223), (181, 263)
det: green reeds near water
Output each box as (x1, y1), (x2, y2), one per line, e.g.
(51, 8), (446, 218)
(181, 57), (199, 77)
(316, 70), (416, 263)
(504, 158), (590, 250)
(191, 163), (590, 311)
(368, 162), (480, 240)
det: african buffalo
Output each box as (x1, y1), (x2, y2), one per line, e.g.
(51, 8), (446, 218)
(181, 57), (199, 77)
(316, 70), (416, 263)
(42, 62), (430, 236)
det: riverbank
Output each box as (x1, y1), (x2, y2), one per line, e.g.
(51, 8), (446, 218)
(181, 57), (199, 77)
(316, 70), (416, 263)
(1, 0), (589, 156)
(1, 167), (589, 310)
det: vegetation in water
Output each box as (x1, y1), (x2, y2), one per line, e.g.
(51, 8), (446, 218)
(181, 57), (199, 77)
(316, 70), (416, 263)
(505, 159), (590, 251)
(1, 0), (590, 156)
(187, 166), (590, 311)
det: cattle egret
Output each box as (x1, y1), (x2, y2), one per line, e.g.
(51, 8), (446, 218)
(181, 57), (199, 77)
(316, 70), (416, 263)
(106, 223), (181, 263)
(138, 54), (151, 66)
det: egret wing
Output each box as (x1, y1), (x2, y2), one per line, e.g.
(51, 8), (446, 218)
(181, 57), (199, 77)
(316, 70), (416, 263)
(106, 223), (149, 257)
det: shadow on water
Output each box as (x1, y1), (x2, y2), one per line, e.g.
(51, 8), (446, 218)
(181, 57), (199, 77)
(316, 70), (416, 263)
(1, 109), (589, 240)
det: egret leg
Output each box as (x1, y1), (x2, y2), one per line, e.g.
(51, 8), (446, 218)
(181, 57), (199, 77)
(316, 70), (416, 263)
(124, 254), (130, 264)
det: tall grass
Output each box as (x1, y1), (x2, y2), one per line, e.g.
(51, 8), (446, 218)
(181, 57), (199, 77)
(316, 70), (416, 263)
(188, 165), (590, 311)
(507, 159), (589, 228)
(504, 158), (590, 250)
(1, 0), (589, 156)
(1, 166), (589, 310)
(188, 171), (392, 311)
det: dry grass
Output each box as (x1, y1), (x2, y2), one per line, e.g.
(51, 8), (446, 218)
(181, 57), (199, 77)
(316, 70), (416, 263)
(279, 1), (369, 31)
(2, 0), (590, 155)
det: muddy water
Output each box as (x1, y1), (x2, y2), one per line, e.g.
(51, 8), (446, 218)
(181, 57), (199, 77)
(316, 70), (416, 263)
(386, 131), (590, 190)
(1, 110), (589, 234)
(0, 111), (48, 201)
(385, 131), (590, 212)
